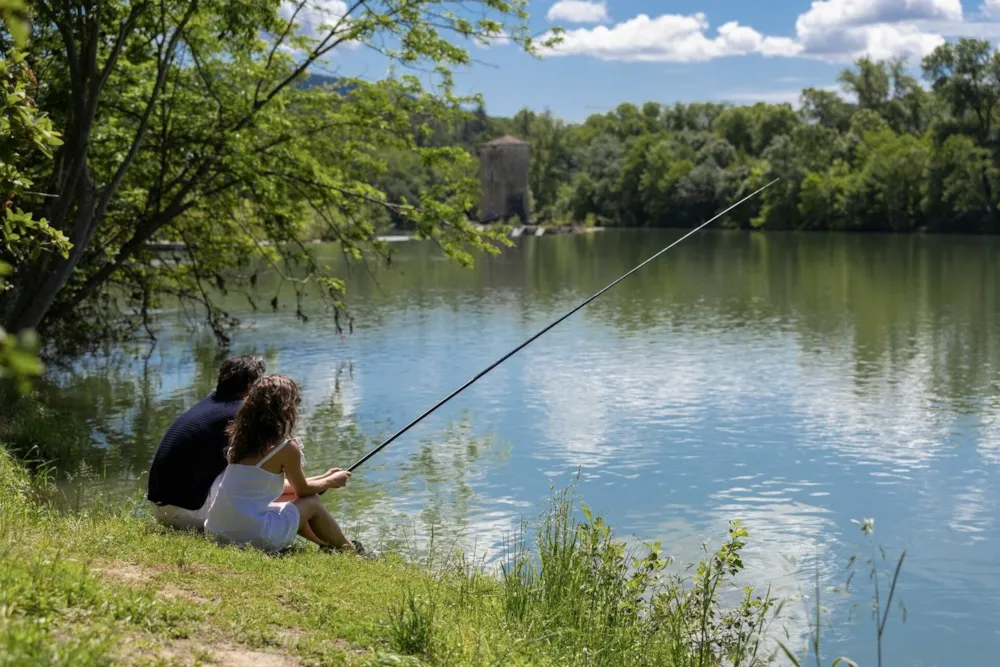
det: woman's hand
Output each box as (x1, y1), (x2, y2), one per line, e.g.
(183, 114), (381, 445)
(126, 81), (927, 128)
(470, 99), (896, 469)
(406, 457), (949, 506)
(324, 470), (351, 489)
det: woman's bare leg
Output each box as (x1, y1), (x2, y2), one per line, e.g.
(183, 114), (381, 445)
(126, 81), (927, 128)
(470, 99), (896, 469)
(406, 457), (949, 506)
(298, 520), (322, 545)
(294, 495), (354, 551)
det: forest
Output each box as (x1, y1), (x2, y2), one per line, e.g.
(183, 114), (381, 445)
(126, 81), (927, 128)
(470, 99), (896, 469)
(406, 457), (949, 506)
(417, 40), (1000, 235)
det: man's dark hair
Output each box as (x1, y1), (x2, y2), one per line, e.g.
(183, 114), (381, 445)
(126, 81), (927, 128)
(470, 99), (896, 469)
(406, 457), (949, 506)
(215, 355), (266, 397)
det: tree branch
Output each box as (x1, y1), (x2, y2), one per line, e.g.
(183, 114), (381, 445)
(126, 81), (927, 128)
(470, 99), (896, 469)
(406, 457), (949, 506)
(234, 0), (370, 132)
(254, 0), (308, 106)
(92, 0), (200, 227)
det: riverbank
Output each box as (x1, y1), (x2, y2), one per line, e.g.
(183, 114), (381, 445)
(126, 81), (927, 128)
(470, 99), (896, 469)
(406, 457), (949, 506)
(0, 409), (787, 667)
(146, 225), (604, 252)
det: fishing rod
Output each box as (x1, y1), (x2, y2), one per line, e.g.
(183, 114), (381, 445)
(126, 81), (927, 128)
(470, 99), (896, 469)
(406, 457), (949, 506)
(345, 178), (780, 473)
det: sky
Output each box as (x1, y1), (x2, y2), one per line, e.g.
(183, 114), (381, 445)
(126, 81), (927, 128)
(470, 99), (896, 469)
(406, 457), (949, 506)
(299, 0), (1000, 122)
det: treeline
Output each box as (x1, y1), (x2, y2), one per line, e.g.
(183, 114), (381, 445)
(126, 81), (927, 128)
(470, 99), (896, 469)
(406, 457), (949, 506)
(411, 38), (1000, 234)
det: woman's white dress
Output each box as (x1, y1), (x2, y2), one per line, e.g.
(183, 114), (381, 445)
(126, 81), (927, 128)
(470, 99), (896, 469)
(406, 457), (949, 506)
(205, 439), (300, 552)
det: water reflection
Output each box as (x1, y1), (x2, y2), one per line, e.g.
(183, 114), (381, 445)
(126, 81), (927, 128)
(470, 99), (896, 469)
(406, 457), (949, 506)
(43, 231), (1000, 666)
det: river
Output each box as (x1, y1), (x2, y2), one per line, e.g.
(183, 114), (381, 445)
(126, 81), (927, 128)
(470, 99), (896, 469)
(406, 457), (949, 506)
(49, 230), (1000, 665)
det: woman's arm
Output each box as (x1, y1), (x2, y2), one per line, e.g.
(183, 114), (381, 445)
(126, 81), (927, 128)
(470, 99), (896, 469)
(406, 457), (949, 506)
(281, 469), (340, 498)
(278, 442), (350, 497)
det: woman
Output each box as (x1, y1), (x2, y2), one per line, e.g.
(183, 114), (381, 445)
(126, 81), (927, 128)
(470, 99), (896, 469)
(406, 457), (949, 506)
(205, 374), (362, 554)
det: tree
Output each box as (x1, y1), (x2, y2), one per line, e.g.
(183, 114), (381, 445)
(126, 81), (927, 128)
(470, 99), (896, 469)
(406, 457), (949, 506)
(838, 57), (931, 133)
(751, 103), (800, 155)
(923, 39), (1000, 146)
(638, 137), (691, 226)
(923, 38), (1000, 229)
(925, 134), (999, 231)
(3, 0), (553, 352)
(714, 106), (755, 155)
(751, 135), (804, 230)
(800, 87), (854, 133)
(852, 128), (932, 231)
(616, 133), (660, 227)
(0, 6), (69, 389)
(567, 133), (623, 225)
(798, 160), (857, 231)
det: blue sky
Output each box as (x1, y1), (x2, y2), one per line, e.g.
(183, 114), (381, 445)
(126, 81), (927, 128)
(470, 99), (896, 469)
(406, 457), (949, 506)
(300, 0), (1000, 121)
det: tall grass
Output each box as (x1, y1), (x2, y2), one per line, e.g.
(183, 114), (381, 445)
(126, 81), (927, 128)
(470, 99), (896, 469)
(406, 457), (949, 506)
(778, 518), (907, 667)
(494, 485), (779, 666)
(387, 589), (439, 658)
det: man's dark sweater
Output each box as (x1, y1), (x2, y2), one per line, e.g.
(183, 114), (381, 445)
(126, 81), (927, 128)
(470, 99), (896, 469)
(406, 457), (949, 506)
(147, 392), (242, 511)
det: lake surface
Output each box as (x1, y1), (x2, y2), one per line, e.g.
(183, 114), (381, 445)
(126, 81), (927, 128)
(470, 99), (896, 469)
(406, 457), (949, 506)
(52, 230), (1000, 665)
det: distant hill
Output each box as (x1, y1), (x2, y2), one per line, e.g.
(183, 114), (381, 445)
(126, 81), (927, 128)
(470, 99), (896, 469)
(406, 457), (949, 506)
(297, 72), (359, 96)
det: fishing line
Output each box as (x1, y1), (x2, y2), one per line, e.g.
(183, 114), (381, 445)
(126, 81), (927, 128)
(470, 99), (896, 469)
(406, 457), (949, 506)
(345, 178), (780, 473)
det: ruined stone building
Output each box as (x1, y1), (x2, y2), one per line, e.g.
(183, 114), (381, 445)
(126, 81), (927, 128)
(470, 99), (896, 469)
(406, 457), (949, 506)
(479, 135), (530, 224)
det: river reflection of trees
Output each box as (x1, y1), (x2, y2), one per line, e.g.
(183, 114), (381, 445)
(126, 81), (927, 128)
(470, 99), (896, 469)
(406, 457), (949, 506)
(252, 231), (1000, 409)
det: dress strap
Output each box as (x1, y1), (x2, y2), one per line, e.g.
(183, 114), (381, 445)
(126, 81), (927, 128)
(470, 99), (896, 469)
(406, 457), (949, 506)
(256, 438), (293, 468)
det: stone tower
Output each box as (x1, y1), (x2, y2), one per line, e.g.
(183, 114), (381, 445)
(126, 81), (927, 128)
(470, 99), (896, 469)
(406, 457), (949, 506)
(479, 135), (530, 224)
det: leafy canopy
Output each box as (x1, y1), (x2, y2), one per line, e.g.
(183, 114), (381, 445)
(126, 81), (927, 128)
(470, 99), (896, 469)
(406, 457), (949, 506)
(2, 0), (560, 352)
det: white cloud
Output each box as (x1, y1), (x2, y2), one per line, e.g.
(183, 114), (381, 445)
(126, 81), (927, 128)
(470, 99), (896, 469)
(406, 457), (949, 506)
(916, 19), (1000, 37)
(812, 22), (946, 61)
(795, 0), (961, 38)
(279, 0), (349, 39)
(984, 0), (1000, 19)
(793, 0), (960, 61)
(544, 13), (802, 63)
(547, 0), (609, 24)
(540, 0), (996, 65)
(275, 0), (359, 56)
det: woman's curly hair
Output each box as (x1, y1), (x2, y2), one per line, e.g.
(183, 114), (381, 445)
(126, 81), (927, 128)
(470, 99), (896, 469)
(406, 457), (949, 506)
(225, 374), (301, 463)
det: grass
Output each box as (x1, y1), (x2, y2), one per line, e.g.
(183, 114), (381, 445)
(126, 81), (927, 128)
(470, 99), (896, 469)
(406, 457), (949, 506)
(0, 414), (908, 666)
(0, 389), (95, 473)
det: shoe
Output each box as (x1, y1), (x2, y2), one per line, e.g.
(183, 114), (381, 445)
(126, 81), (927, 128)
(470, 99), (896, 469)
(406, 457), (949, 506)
(352, 540), (377, 559)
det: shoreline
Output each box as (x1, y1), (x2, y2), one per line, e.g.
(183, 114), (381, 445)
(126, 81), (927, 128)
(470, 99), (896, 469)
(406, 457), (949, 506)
(146, 225), (605, 252)
(146, 225), (1000, 253)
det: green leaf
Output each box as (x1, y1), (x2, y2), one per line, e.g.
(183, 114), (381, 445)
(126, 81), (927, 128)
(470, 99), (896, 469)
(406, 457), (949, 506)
(6, 346), (43, 376)
(831, 658), (859, 667)
(0, 1), (29, 48)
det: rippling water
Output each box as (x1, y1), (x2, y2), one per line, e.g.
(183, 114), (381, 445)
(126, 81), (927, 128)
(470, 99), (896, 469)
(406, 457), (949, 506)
(51, 230), (1000, 665)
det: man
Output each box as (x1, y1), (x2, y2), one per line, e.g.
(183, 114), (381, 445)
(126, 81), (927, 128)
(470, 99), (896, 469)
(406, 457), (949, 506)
(147, 354), (266, 530)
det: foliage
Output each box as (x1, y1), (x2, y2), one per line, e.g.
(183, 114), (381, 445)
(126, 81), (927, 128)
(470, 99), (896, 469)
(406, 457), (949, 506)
(8, 11), (1000, 359)
(497, 485), (779, 666)
(0, 389), (95, 472)
(0, 10), (68, 389)
(1, 0), (558, 354)
(0, 0), (27, 47)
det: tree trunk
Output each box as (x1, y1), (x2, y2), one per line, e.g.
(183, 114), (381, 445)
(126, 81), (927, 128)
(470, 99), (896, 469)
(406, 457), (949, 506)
(7, 173), (98, 333)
